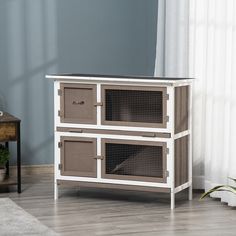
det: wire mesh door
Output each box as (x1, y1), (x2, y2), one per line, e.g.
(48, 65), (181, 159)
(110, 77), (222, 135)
(101, 139), (168, 183)
(101, 85), (168, 128)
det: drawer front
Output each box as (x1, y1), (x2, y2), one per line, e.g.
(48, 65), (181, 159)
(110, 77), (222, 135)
(60, 83), (97, 124)
(101, 85), (169, 128)
(101, 139), (168, 183)
(0, 123), (17, 141)
(60, 136), (97, 177)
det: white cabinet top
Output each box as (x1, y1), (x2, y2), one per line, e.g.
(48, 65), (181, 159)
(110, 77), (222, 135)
(46, 73), (194, 85)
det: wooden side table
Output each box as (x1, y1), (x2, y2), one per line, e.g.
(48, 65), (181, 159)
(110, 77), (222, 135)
(0, 112), (21, 193)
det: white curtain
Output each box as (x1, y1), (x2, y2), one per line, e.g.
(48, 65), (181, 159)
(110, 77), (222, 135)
(154, 0), (189, 77)
(155, 0), (236, 206)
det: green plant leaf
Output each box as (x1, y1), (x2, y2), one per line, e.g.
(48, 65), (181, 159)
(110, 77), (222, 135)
(200, 185), (236, 199)
(0, 144), (10, 166)
(228, 177), (236, 183)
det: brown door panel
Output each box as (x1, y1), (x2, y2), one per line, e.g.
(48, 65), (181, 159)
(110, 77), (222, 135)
(60, 137), (97, 178)
(60, 84), (97, 124)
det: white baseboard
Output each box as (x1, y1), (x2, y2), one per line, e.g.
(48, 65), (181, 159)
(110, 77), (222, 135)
(10, 164), (54, 176)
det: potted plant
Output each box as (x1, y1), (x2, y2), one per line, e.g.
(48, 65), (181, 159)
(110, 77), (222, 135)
(0, 144), (10, 182)
(200, 177), (236, 199)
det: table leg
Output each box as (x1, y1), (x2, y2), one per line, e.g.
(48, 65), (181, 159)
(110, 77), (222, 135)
(5, 142), (9, 176)
(17, 123), (21, 193)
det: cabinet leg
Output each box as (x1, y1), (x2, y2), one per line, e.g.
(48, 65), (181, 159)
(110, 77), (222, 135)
(5, 142), (9, 176)
(171, 192), (175, 210)
(17, 124), (21, 194)
(54, 181), (58, 200)
(189, 185), (193, 201)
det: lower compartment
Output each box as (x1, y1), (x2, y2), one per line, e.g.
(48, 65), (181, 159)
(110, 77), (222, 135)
(57, 179), (171, 193)
(58, 135), (169, 183)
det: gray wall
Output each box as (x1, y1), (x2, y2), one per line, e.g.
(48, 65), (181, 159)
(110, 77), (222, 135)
(0, 0), (157, 165)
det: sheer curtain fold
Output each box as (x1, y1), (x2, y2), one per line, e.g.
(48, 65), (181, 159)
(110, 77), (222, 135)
(154, 0), (189, 77)
(155, 0), (236, 206)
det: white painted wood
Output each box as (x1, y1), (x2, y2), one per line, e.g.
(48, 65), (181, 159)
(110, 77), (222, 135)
(54, 181), (58, 200)
(171, 192), (175, 210)
(188, 83), (193, 201)
(47, 79), (171, 87)
(54, 81), (61, 130)
(56, 176), (170, 188)
(55, 123), (172, 133)
(174, 182), (191, 193)
(169, 86), (175, 210)
(54, 82), (60, 199)
(46, 74), (194, 85)
(174, 130), (190, 139)
(97, 137), (101, 179)
(173, 82), (193, 87)
(96, 83), (101, 125)
(56, 131), (171, 143)
(54, 133), (61, 199)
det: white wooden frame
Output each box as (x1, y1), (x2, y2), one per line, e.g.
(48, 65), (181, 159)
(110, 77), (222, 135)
(50, 75), (193, 209)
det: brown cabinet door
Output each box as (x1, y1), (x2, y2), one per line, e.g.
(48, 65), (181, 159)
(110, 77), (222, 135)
(60, 137), (97, 177)
(101, 139), (168, 183)
(101, 85), (168, 128)
(60, 83), (97, 124)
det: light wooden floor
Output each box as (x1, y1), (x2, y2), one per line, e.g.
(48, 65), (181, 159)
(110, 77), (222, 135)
(0, 174), (236, 236)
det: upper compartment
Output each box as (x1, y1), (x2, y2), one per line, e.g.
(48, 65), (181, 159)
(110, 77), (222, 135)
(101, 85), (169, 128)
(49, 74), (193, 132)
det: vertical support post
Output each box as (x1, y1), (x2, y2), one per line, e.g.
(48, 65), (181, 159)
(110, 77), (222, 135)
(54, 134), (59, 199)
(54, 81), (60, 200)
(97, 83), (101, 126)
(188, 83), (193, 201)
(17, 122), (21, 193)
(97, 137), (101, 180)
(5, 142), (9, 176)
(54, 180), (58, 200)
(171, 192), (175, 210)
(168, 85), (175, 210)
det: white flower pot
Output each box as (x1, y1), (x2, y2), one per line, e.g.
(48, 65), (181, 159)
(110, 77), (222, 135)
(0, 168), (6, 182)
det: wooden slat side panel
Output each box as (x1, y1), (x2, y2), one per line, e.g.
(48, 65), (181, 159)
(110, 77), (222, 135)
(175, 86), (189, 134)
(175, 135), (189, 187)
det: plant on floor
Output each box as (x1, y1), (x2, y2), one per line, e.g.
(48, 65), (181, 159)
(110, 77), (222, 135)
(0, 144), (10, 181)
(200, 177), (236, 199)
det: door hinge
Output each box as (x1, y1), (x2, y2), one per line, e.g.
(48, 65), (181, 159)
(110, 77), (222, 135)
(58, 110), (62, 117)
(166, 148), (169, 155)
(68, 128), (83, 133)
(165, 171), (169, 178)
(58, 89), (62, 96)
(58, 163), (62, 170)
(58, 142), (62, 148)
(165, 94), (169, 100)
(94, 102), (103, 106)
(165, 116), (169, 123)
(141, 133), (156, 138)
(94, 155), (104, 160)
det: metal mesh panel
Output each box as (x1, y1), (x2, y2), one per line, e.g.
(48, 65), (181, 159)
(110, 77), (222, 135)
(105, 89), (163, 123)
(105, 143), (163, 178)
